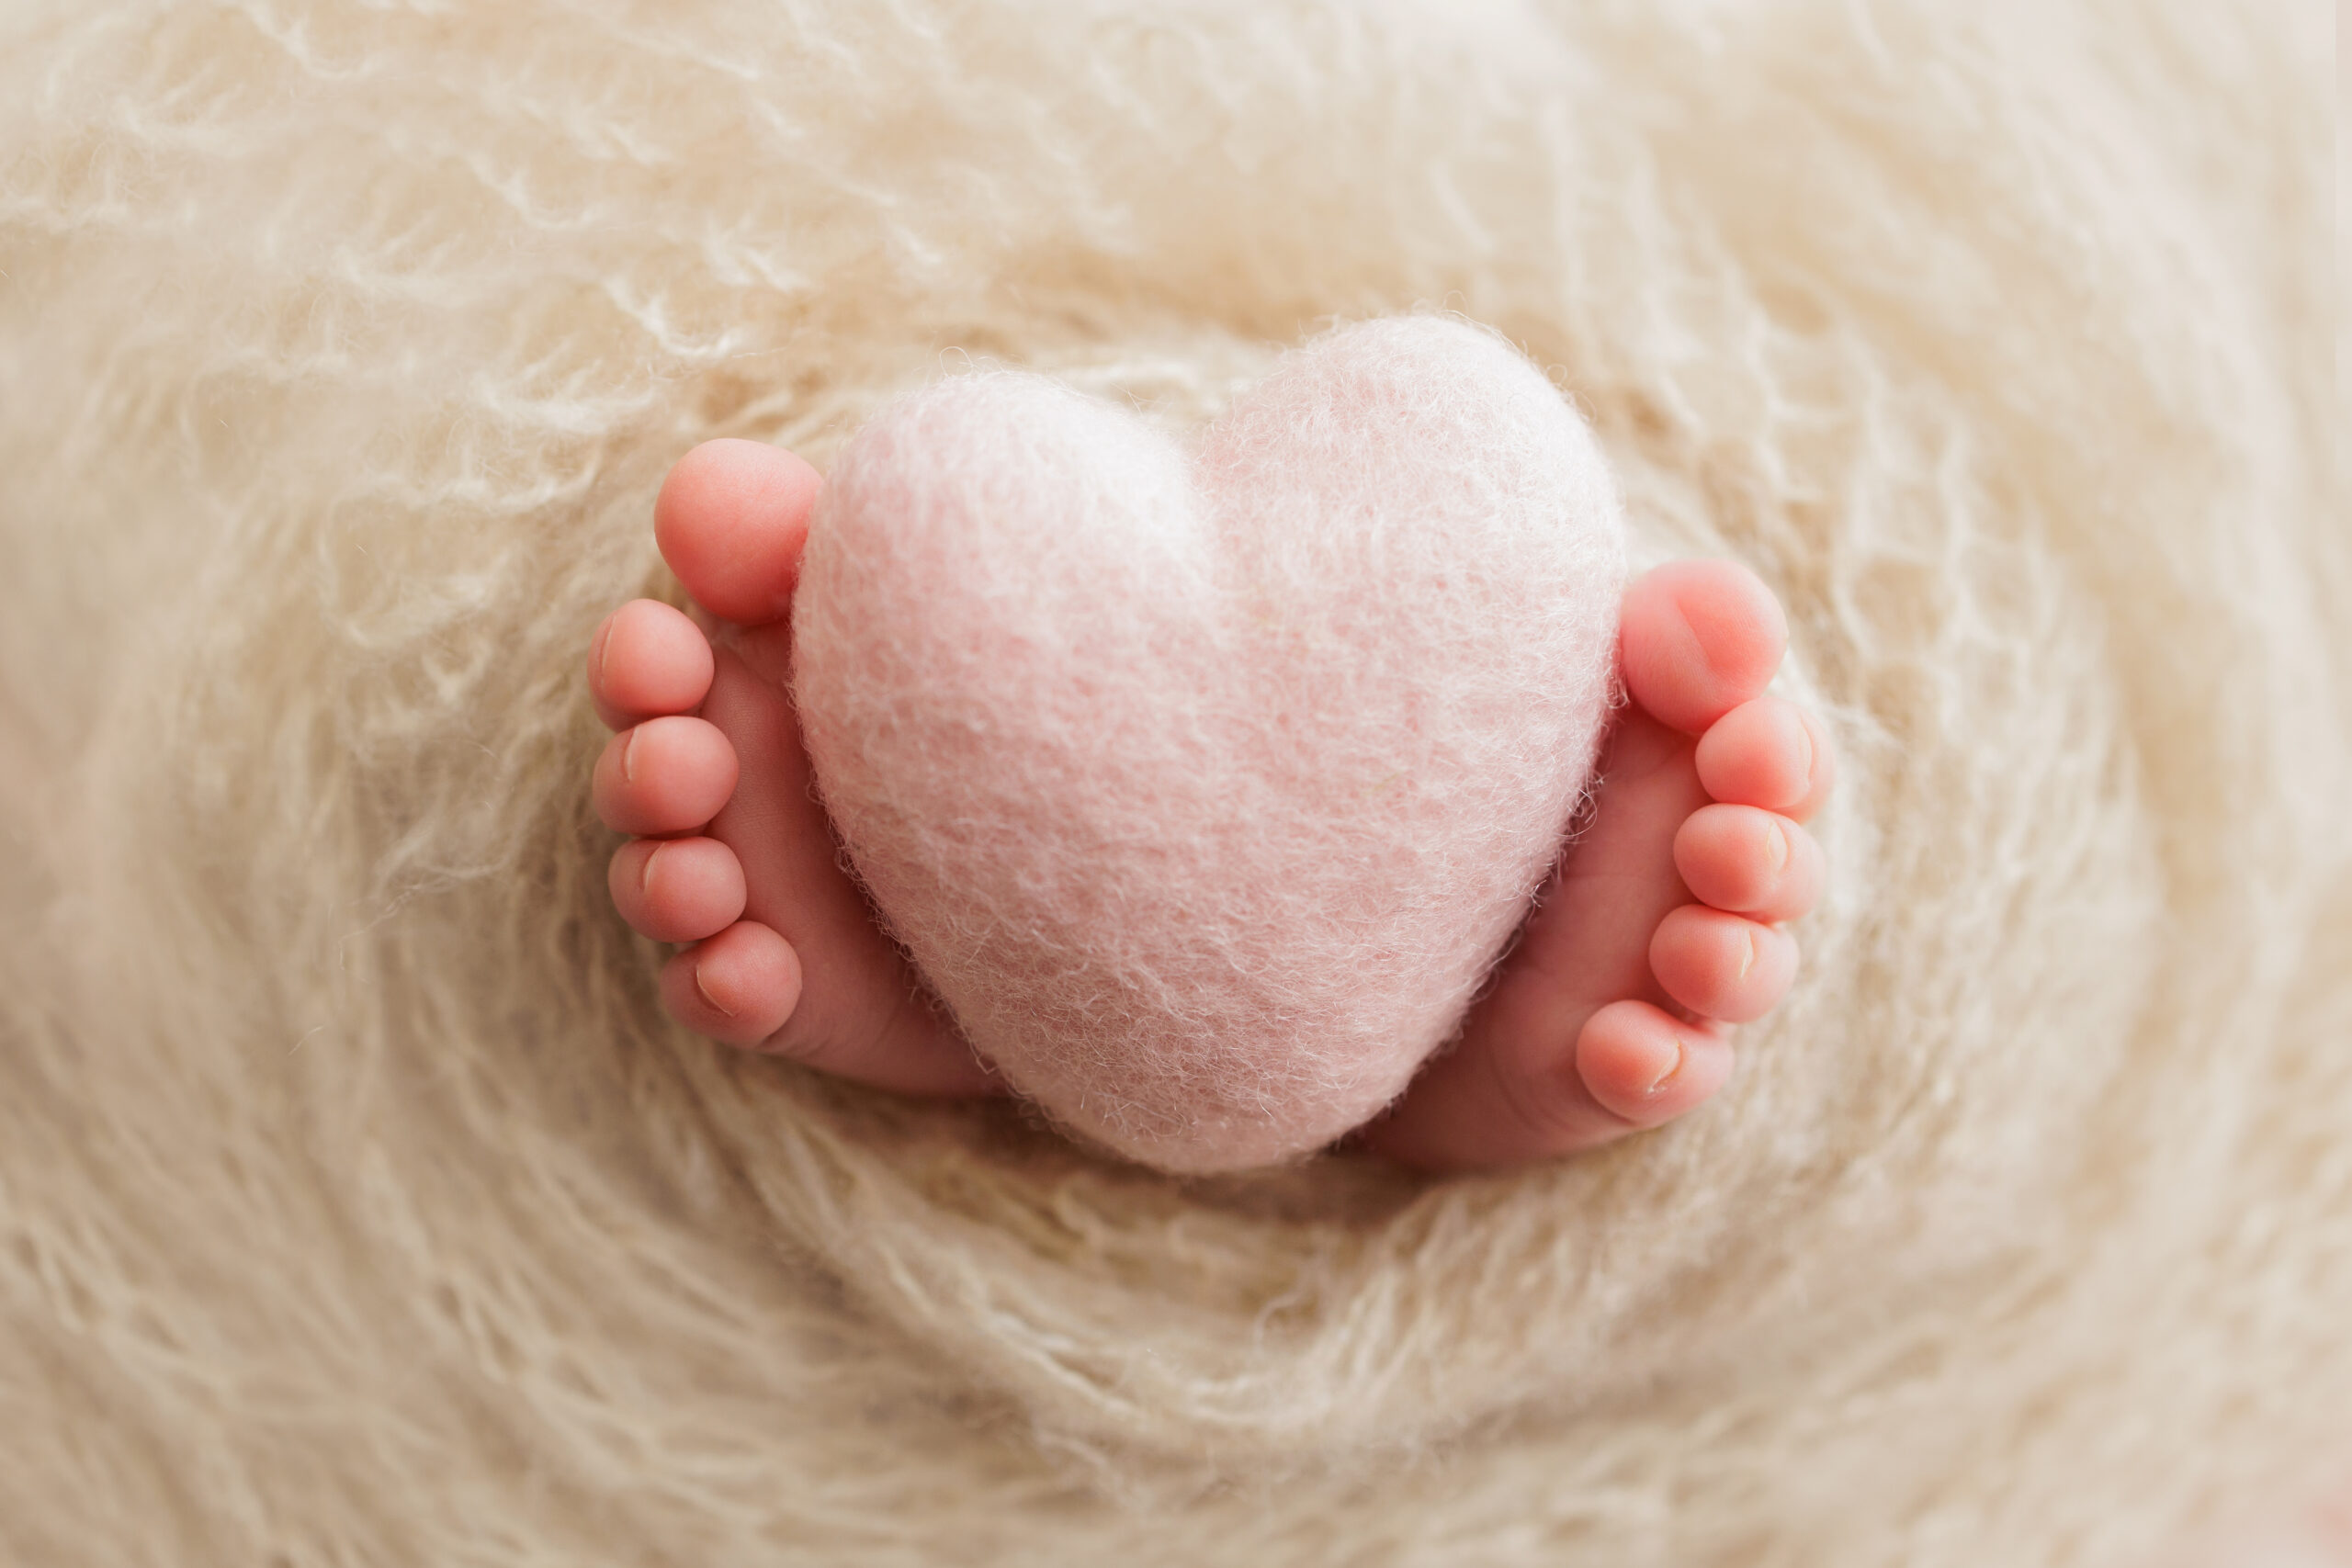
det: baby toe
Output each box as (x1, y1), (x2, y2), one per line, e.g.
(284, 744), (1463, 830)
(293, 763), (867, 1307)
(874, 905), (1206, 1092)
(1692, 695), (1837, 818)
(592, 715), (740, 837)
(590, 598), (716, 729)
(1619, 560), (1789, 736)
(609, 836), (747, 943)
(1575, 1000), (1736, 1126)
(653, 439), (822, 627)
(1672, 803), (1825, 922)
(1649, 905), (1798, 1023)
(661, 920), (804, 1050)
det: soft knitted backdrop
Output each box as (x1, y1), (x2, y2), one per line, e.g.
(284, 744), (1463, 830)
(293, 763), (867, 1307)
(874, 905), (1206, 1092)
(0, 2), (2342, 1565)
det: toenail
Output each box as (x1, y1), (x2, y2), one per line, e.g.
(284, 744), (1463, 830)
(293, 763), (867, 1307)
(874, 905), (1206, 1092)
(1642, 1036), (1687, 1096)
(1764, 818), (1790, 871)
(621, 725), (639, 784)
(693, 962), (736, 1018)
(1736, 928), (1756, 981)
(639, 840), (661, 894)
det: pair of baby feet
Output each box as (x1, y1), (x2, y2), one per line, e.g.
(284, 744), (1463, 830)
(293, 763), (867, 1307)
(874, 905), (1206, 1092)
(588, 439), (1833, 1174)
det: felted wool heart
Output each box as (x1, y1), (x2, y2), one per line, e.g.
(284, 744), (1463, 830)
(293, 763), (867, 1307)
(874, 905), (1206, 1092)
(792, 317), (1626, 1172)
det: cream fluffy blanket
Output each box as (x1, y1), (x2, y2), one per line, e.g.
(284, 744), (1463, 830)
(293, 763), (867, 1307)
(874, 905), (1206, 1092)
(0, 2), (2342, 1564)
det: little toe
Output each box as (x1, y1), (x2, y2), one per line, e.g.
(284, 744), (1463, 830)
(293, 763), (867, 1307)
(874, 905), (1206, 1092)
(662, 920), (803, 1050)
(1620, 560), (1788, 735)
(654, 439), (822, 628)
(1575, 1000), (1736, 1126)
(592, 715), (740, 838)
(590, 599), (716, 730)
(1648, 905), (1798, 1023)
(609, 837), (747, 944)
(1672, 804), (1825, 923)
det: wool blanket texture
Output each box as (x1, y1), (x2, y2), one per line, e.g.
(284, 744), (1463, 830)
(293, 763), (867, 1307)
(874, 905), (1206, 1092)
(0, 2), (2343, 1565)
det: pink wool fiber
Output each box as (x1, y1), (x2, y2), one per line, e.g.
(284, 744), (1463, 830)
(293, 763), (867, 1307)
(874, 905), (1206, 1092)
(793, 318), (1627, 1171)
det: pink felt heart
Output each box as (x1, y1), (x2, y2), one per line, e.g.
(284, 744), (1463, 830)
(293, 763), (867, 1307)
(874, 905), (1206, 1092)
(792, 318), (1626, 1172)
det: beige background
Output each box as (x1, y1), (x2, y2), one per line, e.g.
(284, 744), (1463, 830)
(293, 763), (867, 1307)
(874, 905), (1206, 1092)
(0, 1), (2342, 1563)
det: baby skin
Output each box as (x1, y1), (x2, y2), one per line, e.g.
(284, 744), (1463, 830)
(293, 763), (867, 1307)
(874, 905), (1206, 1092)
(587, 439), (1833, 1174)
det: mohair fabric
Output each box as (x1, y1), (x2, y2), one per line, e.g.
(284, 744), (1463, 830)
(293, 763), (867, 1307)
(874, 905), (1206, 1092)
(796, 317), (1625, 1172)
(0, 2), (2341, 1565)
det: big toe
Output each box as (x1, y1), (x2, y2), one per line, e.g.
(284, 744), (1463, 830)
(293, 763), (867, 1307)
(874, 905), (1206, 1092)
(654, 438), (823, 627)
(1619, 559), (1788, 735)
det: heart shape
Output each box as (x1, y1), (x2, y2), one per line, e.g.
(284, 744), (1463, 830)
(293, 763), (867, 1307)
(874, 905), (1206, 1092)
(792, 318), (1626, 1172)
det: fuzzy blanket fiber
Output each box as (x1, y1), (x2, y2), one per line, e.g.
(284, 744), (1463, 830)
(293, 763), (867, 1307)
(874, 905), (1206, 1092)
(0, 2), (2343, 1564)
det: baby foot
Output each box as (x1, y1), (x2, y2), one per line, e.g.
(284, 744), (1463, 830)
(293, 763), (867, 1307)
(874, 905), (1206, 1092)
(589, 441), (1834, 1166)
(1359, 560), (1834, 1170)
(589, 439), (995, 1095)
